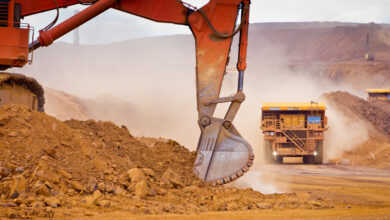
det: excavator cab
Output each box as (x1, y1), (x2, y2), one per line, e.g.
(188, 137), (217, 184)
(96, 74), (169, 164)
(0, 0), (32, 70)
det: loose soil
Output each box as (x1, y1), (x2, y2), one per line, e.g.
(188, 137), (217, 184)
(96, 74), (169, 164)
(322, 91), (390, 137)
(0, 105), (337, 219)
(322, 91), (390, 168)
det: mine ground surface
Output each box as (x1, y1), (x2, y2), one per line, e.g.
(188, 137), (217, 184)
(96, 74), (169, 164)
(85, 164), (390, 219)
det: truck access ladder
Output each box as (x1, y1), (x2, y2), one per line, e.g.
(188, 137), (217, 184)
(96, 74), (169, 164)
(281, 129), (306, 152)
(306, 130), (315, 149)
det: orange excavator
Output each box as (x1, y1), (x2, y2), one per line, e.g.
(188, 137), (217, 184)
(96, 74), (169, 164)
(0, 0), (254, 184)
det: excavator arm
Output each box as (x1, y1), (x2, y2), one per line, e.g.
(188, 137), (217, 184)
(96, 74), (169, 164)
(1, 0), (254, 184)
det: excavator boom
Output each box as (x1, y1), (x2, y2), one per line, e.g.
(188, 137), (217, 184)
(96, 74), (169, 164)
(0, 0), (254, 184)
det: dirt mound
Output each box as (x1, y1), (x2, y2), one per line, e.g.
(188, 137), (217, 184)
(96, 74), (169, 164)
(0, 105), (333, 218)
(322, 91), (390, 168)
(322, 91), (390, 137)
(44, 88), (90, 121)
(343, 135), (390, 168)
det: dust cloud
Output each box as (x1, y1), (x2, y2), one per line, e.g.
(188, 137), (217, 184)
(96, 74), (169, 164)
(18, 32), (376, 193)
(228, 170), (280, 194)
(321, 100), (371, 160)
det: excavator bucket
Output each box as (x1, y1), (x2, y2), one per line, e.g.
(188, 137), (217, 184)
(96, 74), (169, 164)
(194, 122), (254, 184)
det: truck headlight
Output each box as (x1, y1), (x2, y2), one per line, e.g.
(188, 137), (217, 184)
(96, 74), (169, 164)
(270, 131), (274, 136)
(314, 151), (317, 156)
(273, 151), (277, 156)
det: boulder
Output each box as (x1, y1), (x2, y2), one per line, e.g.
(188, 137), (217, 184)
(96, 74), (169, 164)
(67, 180), (87, 192)
(113, 186), (125, 195)
(10, 175), (27, 197)
(161, 169), (183, 188)
(44, 197), (61, 208)
(58, 169), (72, 180)
(85, 190), (102, 206)
(31, 201), (45, 208)
(86, 177), (98, 192)
(97, 200), (111, 208)
(35, 184), (50, 196)
(104, 183), (115, 193)
(97, 182), (105, 192)
(135, 181), (148, 199)
(142, 168), (156, 177)
(127, 168), (146, 182)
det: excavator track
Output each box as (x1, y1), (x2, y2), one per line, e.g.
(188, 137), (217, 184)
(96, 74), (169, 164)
(0, 72), (45, 112)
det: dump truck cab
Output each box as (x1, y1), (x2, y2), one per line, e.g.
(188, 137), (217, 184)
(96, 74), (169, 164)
(261, 102), (328, 164)
(366, 89), (390, 101)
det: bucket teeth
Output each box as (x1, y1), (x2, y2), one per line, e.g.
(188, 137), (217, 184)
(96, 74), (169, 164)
(210, 152), (254, 185)
(194, 121), (254, 185)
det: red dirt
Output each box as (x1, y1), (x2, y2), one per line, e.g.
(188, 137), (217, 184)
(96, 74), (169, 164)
(0, 105), (334, 219)
(322, 91), (390, 168)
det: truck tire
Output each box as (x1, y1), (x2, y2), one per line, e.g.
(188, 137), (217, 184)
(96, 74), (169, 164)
(314, 141), (324, 164)
(275, 155), (283, 164)
(303, 155), (314, 164)
(263, 140), (274, 164)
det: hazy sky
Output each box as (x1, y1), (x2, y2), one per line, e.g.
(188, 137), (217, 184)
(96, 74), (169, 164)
(24, 0), (390, 44)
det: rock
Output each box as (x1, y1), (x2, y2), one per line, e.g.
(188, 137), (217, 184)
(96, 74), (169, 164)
(8, 131), (18, 137)
(44, 197), (61, 208)
(13, 198), (27, 205)
(127, 168), (146, 182)
(3, 203), (16, 207)
(44, 181), (53, 189)
(97, 183), (105, 192)
(142, 168), (156, 177)
(135, 181), (148, 199)
(256, 202), (272, 209)
(226, 201), (240, 211)
(7, 212), (20, 219)
(113, 186), (125, 195)
(161, 169), (183, 188)
(15, 167), (25, 173)
(155, 188), (167, 196)
(1, 167), (12, 177)
(35, 184), (50, 196)
(86, 177), (98, 192)
(162, 205), (172, 212)
(147, 187), (157, 197)
(97, 200), (111, 208)
(10, 191), (19, 199)
(58, 169), (72, 180)
(86, 190), (102, 206)
(67, 180), (87, 192)
(31, 201), (45, 208)
(309, 200), (323, 208)
(10, 175), (27, 197)
(105, 183), (115, 193)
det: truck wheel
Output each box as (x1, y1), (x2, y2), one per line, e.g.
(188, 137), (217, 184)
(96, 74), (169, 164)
(263, 140), (274, 164)
(275, 155), (283, 164)
(314, 141), (324, 164)
(303, 155), (314, 164)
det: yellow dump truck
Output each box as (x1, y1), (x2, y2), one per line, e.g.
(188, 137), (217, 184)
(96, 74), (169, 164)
(366, 89), (390, 101)
(260, 102), (328, 164)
